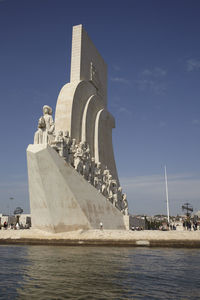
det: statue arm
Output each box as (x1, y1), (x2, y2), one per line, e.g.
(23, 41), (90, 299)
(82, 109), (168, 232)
(48, 116), (55, 134)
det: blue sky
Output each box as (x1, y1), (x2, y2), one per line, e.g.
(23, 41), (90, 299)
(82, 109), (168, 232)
(0, 0), (200, 216)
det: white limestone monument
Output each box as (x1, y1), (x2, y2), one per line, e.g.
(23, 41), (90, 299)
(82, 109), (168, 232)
(27, 25), (129, 232)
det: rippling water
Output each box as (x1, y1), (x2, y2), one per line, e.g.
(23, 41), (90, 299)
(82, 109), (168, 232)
(0, 245), (200, 299)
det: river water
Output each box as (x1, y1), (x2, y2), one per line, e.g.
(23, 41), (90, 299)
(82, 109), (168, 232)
(0, 245), (199, 299)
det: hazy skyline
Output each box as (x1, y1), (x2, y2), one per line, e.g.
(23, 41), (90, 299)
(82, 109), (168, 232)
(0, 0), (200, 215)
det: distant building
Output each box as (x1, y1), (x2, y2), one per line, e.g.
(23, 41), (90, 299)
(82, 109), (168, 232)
(0, 214), (16, 226)
(129, 215), (147, 230)
(18, 214), (31, 227)
(0, 213), (31, 228)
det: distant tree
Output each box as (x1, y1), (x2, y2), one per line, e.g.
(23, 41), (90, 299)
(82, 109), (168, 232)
(146, 220), (162, 230)
(14, 207), (23, 215)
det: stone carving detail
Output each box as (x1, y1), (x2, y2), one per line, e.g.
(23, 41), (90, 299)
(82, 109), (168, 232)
(34, 117), (46, 144)
(74, 142), (84, 174)
(89, 157), (95, 185)
(69, 139), (77, 167)
(122, 193), (129, 215)
(34, 105), (55, 145)
(33, 106), (129, 215)
(63, 131), (72, 160)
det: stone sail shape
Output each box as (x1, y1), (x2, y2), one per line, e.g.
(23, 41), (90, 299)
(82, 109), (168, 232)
(55, 25), (119, 183)
(27, 25), (129, 233)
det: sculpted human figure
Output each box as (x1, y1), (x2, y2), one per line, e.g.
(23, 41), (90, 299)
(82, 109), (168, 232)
(69, 139), (77, 167)
(103, 167), (110, 184)
(64, 130), (70, 144)
(101, 167), (110, 197)
(82, 142), (90, 180)
(94, 162), (102, 191)
(122, 193), (128, 215)
(101, 180), (108, 197)
(117, 186), (123, 210)
(88, 157), (95, 185)
(82, 141), (90, 161)
(100, 167), (107, 197)
(34, 116), (46, 144)
(74, 142), (84, 174)
(83, 162), (90, 180)
(63, 131), (72, 161)
(107, 174), (114, 202)
(55, 131), (64, 157)
(42, 105), (55, 144)
(111, 179), (118, 207)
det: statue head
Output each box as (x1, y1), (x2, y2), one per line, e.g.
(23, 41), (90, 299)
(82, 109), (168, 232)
(78, 141), (83, 148)
(58, 131), (63, 137)
(118, 186), (122, 192)
(81, 141), (87, 149)
(122, 193), (127, 200)
(64, 130), (69, 137)
(43, 105), (52, 115)
(104, 167), (110, 174)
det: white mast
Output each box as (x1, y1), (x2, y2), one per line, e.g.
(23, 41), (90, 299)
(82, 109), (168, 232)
(164, 165), (170, 224)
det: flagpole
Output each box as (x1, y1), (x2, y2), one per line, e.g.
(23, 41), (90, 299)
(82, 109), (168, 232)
(164, 165), (170, 224)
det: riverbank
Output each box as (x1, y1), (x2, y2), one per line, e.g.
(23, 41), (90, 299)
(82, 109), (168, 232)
(0, 229), (200, 247)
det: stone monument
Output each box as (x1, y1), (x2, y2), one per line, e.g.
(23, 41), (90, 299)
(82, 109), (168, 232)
(27, 25), (129, 232)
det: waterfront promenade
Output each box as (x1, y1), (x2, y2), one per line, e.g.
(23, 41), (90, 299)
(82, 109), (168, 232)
(0, 229), (200, 247)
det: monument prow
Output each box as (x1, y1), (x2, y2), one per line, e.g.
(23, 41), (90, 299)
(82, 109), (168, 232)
(27, 144), (126, 232)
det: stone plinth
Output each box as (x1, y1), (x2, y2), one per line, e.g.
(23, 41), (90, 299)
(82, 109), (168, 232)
(27, 144), (126, 233)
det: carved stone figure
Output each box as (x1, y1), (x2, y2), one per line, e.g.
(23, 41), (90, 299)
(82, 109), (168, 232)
(81, 142), (90, 180)
(42, 105), (55, 144)
(103, 167), (110, 183)
(63, 131), (72, 161)
(111, 179), (118, 207)
(34, 116), (46, 144)
(101, 181), (108, 197)
(117, 186), (123, 210)
(74, 142), (84, 174)
(94, 162), (102, 191)
(55, 131), (64, 157)
(122, 193), (128, 215)
(101, 167), (110, 197)
(69, 139), (77, 167)
(82, 159), (89, 180)
(107, 174), (113, 200)
(82, 141), (90, 161)
(88, 157), (95, 185)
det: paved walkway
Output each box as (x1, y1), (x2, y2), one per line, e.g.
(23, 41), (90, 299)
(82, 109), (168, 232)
(0, 229), (200, 247)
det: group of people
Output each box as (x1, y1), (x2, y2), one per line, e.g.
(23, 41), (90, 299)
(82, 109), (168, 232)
(0, 221), (21, 230)
(183, 220), (199, 231)
(34, 105), (128, 215)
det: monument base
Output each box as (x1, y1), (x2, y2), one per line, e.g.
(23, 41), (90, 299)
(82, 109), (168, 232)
(27, 144), (126, 233)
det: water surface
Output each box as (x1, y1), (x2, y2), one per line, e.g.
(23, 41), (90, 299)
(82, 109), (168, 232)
(0, 245), (199, 299)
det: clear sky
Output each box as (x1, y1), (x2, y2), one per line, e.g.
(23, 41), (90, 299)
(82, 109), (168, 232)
(0, 0), (200, 216)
